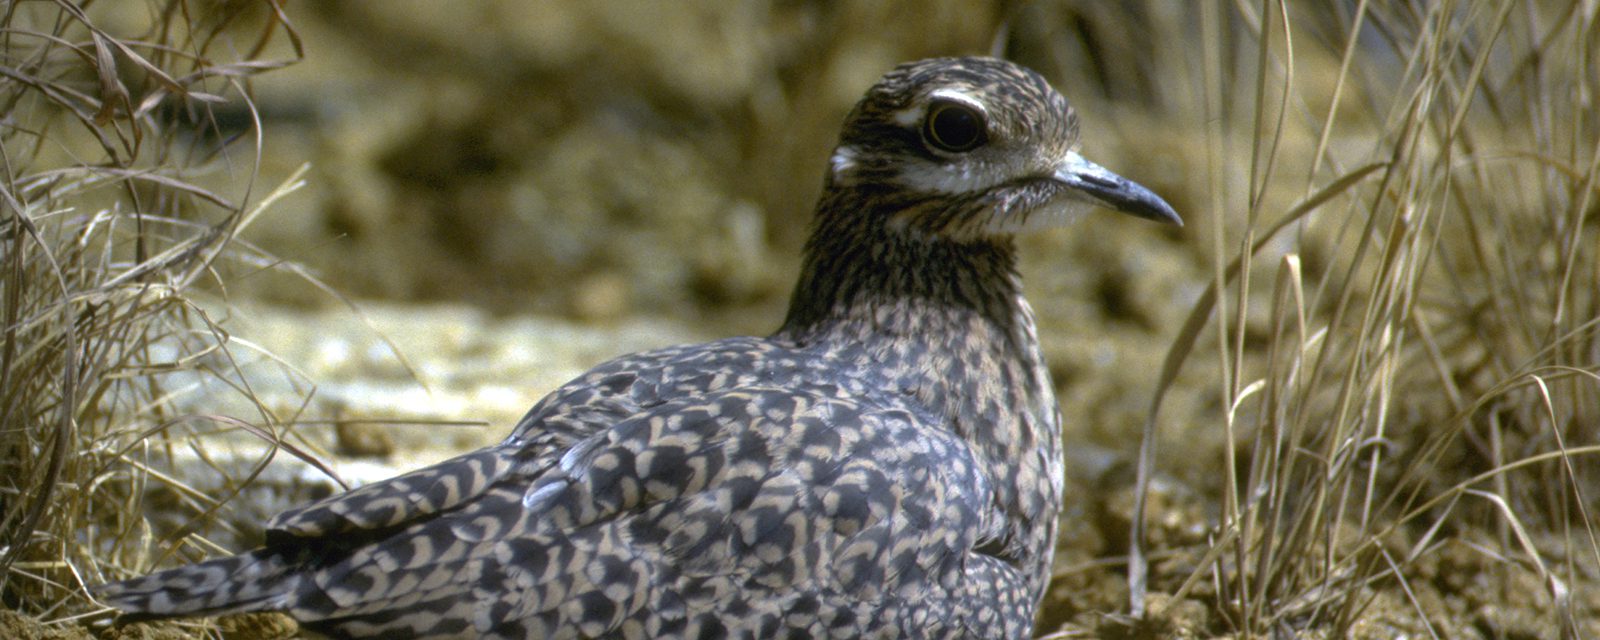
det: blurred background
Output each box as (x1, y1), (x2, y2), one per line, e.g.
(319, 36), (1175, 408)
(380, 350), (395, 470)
(4, 1), (1597, 637)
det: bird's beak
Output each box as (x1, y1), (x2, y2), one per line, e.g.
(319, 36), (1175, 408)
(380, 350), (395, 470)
(1053, 151), (1183, 226)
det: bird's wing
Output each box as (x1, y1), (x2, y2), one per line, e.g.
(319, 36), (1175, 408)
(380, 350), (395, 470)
(93, 439), (552, 624)
(263, 444), (536, 540)
(266, 341), (704, 541)
(281, 385), (1013, 638)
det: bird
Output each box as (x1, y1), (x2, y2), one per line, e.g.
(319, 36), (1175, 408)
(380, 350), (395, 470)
(95, 56), (1181, 639)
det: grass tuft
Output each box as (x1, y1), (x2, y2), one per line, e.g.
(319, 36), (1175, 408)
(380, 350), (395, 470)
(1125, 1), (1600, 636)
(0, 0), (307, 632)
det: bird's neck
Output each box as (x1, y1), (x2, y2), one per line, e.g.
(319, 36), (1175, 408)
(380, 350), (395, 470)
(778, 222), (1035, 361)
(774, 193), (1064, 580)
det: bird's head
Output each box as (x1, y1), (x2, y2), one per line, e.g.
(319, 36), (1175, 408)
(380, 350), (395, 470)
(821, 56), (1182, 240)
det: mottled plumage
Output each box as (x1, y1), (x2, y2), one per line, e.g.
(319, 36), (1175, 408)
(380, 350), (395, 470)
(96, 57), (1180, 639)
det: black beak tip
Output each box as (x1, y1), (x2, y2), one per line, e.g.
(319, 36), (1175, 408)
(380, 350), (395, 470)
(1139, 199), (1184, 227)
(1103, 184), (1183, 227)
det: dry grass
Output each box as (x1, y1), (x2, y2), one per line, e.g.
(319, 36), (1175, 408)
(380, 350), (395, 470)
(1115, 1), (1600, 637)
(0, 0), (310, 634)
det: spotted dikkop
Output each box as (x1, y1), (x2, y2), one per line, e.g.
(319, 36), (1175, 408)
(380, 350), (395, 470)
(97, 56), (1181, 639)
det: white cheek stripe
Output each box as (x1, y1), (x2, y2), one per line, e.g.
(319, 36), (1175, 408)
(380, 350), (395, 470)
(896, 160), (1004, 195)
(983, 199), (1091, 234)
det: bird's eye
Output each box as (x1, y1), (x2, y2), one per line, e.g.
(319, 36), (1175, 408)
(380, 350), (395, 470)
(922, 100), (987, 153)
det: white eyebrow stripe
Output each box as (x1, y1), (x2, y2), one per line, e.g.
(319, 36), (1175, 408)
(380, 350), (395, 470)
(891, 89), (988, 128)
(927, 88), (986, 111)
(892, 105), (922, 127)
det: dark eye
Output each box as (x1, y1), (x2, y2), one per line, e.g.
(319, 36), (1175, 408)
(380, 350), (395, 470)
(922, 100), (987, 153)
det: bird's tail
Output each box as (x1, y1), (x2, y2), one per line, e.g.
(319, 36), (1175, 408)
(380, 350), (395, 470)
(94, 548), (302, 622)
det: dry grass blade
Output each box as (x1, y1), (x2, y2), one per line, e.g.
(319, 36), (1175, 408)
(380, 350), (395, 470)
(0, 1), (310, 634)
(1150, 1), (1600, 636)
(1129, 161), (1384, 614)
(0, 200), (79, 585)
